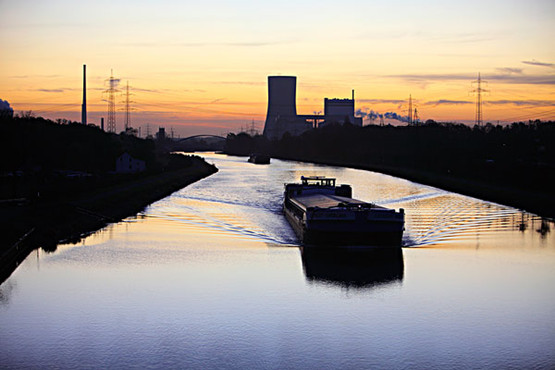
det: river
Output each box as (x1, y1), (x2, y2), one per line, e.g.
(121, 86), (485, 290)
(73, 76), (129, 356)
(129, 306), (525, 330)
(1, 153), (554, 369)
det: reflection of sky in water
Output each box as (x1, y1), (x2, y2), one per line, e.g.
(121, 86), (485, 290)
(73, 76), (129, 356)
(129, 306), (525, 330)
(148, 153), (553, 249)
(1, 153), (554, 369)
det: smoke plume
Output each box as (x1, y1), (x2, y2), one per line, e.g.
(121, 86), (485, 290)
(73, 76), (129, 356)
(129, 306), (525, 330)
(0, 99), (14, 118)
(357, 108), (410, 123)
(384, 112), (409, 122)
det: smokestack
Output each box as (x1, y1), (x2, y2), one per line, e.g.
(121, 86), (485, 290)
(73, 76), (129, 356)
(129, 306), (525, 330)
(352, 89), (354, 101)
(101, 117), (104, 131)
(262, 76), (297, 140)
(81, 64), (87, 125)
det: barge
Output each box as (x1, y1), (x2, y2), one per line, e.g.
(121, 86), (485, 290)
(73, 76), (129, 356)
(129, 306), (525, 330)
(284, 176), (404, 247)
(248, 153), (271, 164)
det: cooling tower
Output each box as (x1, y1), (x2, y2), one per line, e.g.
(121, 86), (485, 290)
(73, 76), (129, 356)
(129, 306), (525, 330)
(263, 76), (297, 140)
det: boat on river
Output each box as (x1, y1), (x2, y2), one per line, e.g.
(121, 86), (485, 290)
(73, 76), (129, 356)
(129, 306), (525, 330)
(248, 153), (271, 164)
(284, 176), (404, 247)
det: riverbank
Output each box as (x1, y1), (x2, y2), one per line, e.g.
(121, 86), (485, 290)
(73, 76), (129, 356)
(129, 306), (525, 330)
(0, 158), (218, 284)
(225, 122), (554, 219)
(272, 154), (555, 219)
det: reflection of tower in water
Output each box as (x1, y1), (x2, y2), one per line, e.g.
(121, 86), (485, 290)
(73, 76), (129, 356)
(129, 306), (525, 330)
(300, 248), (404, 289)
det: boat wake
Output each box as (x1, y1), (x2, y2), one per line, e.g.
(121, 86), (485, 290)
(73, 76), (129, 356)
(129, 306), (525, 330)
(402, 195), (533, 247)
(141, 154), (543, 250)
(147, 195), (298, 246)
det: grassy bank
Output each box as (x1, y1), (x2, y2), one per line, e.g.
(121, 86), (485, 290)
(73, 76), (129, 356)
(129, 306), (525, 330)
(0, 158), (217, 284)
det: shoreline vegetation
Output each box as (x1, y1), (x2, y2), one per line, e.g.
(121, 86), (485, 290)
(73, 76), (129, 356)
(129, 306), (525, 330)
(225, 120), (555, 219)
(0, 115), (217, 284)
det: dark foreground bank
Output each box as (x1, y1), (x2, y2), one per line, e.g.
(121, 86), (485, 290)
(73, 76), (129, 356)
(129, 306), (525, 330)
(0, 157), (217, 284)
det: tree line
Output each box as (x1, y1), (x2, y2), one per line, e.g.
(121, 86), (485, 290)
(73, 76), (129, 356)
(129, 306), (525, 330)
(225, 120), (555, 195)
(0, 115), (201, 200)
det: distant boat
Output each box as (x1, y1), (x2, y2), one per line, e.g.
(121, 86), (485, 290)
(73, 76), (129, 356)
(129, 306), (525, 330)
(284, 176), (404, 247)
(248, 153), (271, 164)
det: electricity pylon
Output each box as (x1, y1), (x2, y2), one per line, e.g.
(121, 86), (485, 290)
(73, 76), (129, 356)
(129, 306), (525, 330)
(471, 73), (489, 126)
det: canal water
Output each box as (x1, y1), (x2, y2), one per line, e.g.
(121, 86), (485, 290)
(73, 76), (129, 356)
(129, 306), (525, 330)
(1, 153), (554, 369)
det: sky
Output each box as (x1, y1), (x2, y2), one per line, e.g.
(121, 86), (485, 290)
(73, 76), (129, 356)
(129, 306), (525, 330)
(1, 0), (554, 137)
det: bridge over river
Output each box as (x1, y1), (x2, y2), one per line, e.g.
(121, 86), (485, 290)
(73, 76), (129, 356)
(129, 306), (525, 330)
(173, 134), (226, 151)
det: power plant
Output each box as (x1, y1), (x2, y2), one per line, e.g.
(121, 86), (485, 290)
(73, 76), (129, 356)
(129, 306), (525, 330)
(262, 76), (362, 140)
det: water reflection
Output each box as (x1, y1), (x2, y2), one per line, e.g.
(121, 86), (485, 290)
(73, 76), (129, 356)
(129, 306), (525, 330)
(300, 247), (404, 289)
(537, 218), (551, 236)
(0, 280), (15, 305)
(2, 153), (554, 369)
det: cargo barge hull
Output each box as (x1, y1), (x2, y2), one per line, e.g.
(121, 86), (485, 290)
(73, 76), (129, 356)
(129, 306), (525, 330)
(284, 176), (404, 247)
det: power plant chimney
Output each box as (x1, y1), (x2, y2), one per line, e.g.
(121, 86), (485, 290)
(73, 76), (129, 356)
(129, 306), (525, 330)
(81, 64), (87, 125)
(262, 76), (297, 140)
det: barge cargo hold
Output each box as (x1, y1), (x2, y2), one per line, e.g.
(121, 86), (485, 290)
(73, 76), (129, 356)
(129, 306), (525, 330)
(284, 176), (404, 247)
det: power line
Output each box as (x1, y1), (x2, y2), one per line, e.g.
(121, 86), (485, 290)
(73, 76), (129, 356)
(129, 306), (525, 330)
(498, 109), (555, 122)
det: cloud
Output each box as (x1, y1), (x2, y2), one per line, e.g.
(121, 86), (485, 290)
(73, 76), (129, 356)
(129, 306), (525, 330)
(9, 74), (60, 79)
(419, 99), (553, 107)
(359, 98), (554, 111)
(487, 74), (555, 85)
(522, 60), (555, 68)
(132, 87), (161, 93)
(223, 41), (284, 47)
(356, 30), (499, 45)
(485, 100), (555, 107)
(496, 68), (522, 74)
(118, 40), (288, 48)
(387, 73), (471, 82)
(36, 89), (65, 93)
(429, 32), (499, 44)
(215, 81), (265, 86)
(424, 100), (473, 106)
(177, 41), (285, 47)
(357, 99), (406, 104)
(388, 73), (555, 85)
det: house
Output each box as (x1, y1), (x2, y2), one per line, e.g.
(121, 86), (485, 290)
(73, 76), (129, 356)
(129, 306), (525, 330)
(116, 152), (146, 174)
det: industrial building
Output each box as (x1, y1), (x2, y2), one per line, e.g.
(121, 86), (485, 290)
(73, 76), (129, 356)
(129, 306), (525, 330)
(115, 152), (146, 174)
(262, 76), (362, 140)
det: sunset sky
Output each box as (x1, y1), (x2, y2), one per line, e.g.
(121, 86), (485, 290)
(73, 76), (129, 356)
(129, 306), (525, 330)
(1, 0), (554, 136)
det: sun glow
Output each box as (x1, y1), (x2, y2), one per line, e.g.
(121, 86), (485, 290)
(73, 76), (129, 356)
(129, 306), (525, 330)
(1, 0), (554, 136)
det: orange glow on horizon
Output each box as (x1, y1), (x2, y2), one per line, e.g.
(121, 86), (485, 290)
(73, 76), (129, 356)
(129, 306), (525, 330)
(1, 1), (553, 136)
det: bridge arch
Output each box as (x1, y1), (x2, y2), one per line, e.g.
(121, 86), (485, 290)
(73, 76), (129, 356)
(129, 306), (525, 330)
(178, 134), (226, 142)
